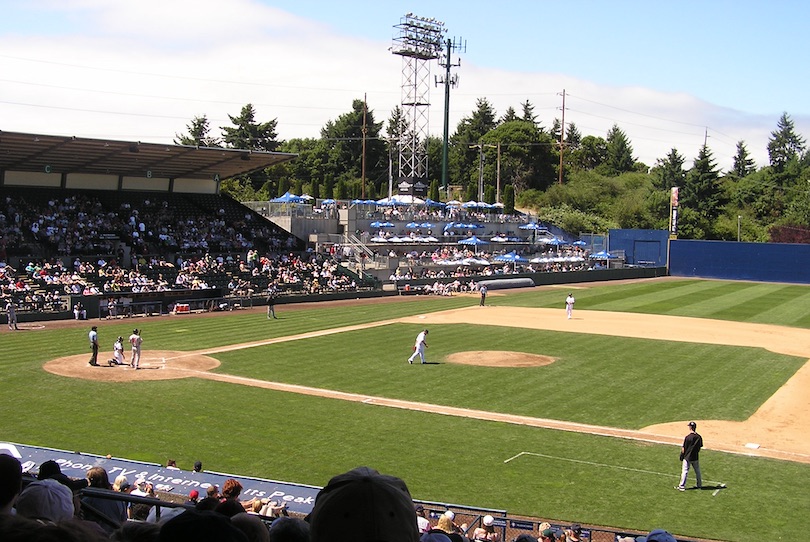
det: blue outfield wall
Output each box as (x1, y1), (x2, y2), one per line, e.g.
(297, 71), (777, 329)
(669, 239), (810, 284)
(609, 229), (669, 266)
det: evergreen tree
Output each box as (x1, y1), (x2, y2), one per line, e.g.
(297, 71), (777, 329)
(651, 148), (686, 190)
(681, 144), (724, 223)
(500, 106), (519, 124)
(565, 122), (582, 150)
(174, 115), (219, 147)
(767, 112), (806, 174)
(520, 100), (539, 128)
(730, 141), (757, 178)
(569, 135), (607, 171)
(604, 124), (635, 174)
(502, 184), (515, 214)
(449, 98), (498, 193)
(221, 104), (278, 151)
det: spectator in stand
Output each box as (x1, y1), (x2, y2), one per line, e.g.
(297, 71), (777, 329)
(112, 474), (130, 493)
(308, 466), (419, 542)
(110, 521), (161, 542)
(186, 490), (200, 505)
(267, 516), (310, 542)
(0, 454), (22, 516)
(15, 477), (75, 523)
(82, 466), (127, 533)
(129, 478), (156, 520)
(470, 515), (499, 542)
(231, 512), (271, 542)
(415, 504), (431, 534)
(159, 508), (248, 542)
(38, 459), (89, 492)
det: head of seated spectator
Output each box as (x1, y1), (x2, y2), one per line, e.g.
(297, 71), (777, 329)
(308, 466), (419, 542)
(635, 530), (677, 542)
(267, 516), (309, 542)
(110, 520), (161, 542)
(196, 496), (220, 512)
(221, 478), (243, 500)
(0, 454), (22, 515)
(158, 509), (248, 542)
(216, 498), (247, 518)
(37, 459), (89, 492)
(421, 531), (452, 542)
(15, 478), (75, 523)
(230, 512), (270, 542)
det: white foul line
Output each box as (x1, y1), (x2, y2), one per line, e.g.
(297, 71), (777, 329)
(505, 451), (726, 492)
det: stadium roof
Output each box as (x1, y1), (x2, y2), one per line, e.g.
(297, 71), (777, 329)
(0, 131), (297, 181)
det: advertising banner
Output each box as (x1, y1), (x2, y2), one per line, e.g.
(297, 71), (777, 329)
(2, 442), (319, 514)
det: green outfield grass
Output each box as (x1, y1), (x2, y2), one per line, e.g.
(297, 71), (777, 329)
(2, 278), (810, 541)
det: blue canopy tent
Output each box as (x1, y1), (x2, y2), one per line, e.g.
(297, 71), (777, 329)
(271, 191), (306, 203)
(458, 235), (488, 253)
(370, 221), (395, 229)
(493, 251), (529, 263)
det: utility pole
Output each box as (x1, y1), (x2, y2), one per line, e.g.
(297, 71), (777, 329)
(437, 36), (465, 200)
(558, 89), (566, 185)
(361, 93), (367, 198)
(494, 142), (501, 203)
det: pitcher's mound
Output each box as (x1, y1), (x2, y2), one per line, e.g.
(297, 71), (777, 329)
(446, 350), (556, 367)
(44, 350), (220, 382)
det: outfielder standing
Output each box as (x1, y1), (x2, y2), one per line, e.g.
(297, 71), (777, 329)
(129, 328), (143, 369)
(407, 329), (429, 365)
(676, 421), (703, 490)
(565, 293), (575, 319)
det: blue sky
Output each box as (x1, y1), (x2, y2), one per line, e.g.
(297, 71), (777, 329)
(1, 0), (808, 171)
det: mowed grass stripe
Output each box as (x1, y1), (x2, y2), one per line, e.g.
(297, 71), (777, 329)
(211, 322), (802, 428)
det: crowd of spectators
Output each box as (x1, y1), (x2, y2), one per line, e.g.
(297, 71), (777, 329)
(386, 246), (591, 285)
(0, 456), (677, 542)
(0, 190), (298, 259)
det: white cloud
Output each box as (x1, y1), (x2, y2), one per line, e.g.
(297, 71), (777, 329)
(2, 0), (803, 172)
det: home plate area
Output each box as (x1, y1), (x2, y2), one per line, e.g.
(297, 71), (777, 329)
(44, 350), (220, 382)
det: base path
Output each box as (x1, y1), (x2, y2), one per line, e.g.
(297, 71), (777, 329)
(44, 305), (810, 463)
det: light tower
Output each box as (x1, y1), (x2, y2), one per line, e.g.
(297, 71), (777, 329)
(391, 14), (445, 194)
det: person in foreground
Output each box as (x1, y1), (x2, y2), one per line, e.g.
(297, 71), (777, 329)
(308, 466), (419, 542)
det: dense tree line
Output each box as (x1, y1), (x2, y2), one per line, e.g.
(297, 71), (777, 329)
(176, 101), (810, 243)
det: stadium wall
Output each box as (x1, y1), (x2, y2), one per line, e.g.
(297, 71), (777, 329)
(669, 239), (810, 284)
(608, 229), (669, 267)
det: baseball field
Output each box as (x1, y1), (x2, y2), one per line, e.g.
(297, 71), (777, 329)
(3, 277), (810, 541)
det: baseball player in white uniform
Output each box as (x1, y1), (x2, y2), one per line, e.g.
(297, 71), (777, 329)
(109, 336), (126, 366)
(565, 293), (575, 319)
(407, 329), (429, 364)
(129, 328), (143, 369)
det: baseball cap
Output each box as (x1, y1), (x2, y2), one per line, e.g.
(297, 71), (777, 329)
(483, 515), (494, 526)
(189, 489), (199, 500)
(421, 533), (452, 542)
(636, 529), (677, 542)
(688, 421), (697, 429)
(159, 509), (248, 542)
(309, 466), (419, 542)
(15, 478), (75, 522)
